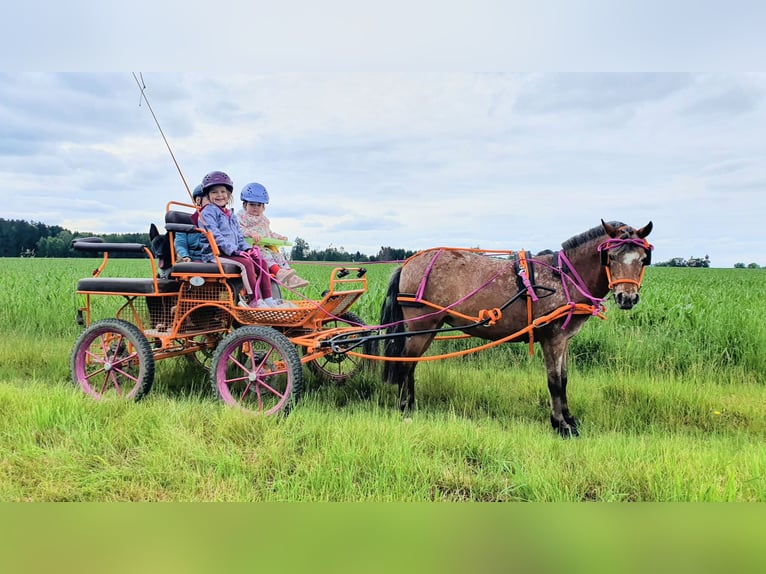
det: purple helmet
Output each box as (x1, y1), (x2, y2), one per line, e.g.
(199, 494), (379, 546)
(201, 171), (233, 193)
(241, 182), (269, 204)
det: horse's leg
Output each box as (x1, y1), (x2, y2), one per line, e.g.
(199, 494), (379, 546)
(558, 342), (579, 431)
(395, 363), (416, 413)
(540, 336), (579, 438)
(388, 332), (435, 414)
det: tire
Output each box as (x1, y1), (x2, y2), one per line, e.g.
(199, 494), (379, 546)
(210, 326), (303, 415)
(306, 311), (370, 384)
(185, 333), (221, 369)
(70, 318), (155, 401)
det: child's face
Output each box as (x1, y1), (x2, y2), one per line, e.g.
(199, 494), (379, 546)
(244, 201), (265, 215)
(207, 185), (231, 208)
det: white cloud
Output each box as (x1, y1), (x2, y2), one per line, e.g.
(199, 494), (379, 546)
(2, 72), (765, 267)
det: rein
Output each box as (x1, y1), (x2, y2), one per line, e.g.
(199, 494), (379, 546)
(556, 250), (606, 329)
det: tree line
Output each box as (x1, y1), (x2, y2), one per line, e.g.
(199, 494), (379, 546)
(10, 218), (759, 267)
(0, 218), (415, 262)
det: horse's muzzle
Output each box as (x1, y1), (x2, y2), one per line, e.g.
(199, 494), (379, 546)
(615, 291), (639, 309)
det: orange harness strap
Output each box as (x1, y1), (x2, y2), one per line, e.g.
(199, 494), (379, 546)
(517, 251), (535, 355)
(342, 302), (606, 363)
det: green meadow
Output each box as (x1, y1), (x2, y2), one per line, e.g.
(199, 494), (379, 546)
(0, 258), (763, 501)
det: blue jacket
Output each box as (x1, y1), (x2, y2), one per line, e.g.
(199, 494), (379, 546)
(198, 204), (249, 262)
(174, 231), (203, 261)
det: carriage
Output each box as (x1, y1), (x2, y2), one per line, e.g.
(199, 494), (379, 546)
(70, 200), (653, 437)
(70, 201), (373, 415)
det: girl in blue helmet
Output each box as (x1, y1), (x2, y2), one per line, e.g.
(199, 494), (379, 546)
(238, 182), (309, 289)
(197, 171), (288, 308)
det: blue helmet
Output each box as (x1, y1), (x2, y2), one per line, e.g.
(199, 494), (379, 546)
(241, 182), (269, 204)
(192, 184), (204, 199)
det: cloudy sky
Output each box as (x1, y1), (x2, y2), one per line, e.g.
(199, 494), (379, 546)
(2, 72), (764, 267)
(2, 4), (765, 267)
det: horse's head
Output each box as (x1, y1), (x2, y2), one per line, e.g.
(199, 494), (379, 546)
(149, 223), (171, 279)
(599, 220), (653, 310)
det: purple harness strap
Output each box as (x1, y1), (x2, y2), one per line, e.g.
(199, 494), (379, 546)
(415, 249), (443, 302)
(517, 255), (539, 302)
(557, 251), (605, 328)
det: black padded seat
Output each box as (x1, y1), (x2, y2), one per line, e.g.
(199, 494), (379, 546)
(76, 278), (182, 294)
(71, 238), (148, 254)
(171, 261), (242, 275)
(165, 210), (198, 233)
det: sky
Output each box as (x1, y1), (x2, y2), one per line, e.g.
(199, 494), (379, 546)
(2, 3), (765, 267)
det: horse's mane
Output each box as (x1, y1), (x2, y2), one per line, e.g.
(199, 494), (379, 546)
(560, 221), (626, 250)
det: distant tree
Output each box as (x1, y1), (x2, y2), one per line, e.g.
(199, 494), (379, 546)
(37, 230), (76, 257)
(350, 251), (369, 262)
(734, 263), (746, 269)
(0, 218), (61, 257)
(747, 262), (761, 269)
(291, 237), (309, 261)
(656, 255), (710, 268)
(371, 246), (416, 262)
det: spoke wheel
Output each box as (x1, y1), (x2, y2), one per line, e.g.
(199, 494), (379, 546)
(306, 312), (369, 384)
(210, 326), (303, 415)
(185, 334), (221, 369)
(70, 318), (155, 401)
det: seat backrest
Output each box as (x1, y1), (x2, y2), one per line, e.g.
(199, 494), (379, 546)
(165, 210), (196, 232)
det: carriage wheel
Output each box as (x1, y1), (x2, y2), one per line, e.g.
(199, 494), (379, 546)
(70, 318), (155, 401)
(185, 333), (221, 369)
(306, 312), (369, 384)
(210, 326), (303, 415)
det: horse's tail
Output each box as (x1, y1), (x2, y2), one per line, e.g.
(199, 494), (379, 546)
(380, 266), (405, 383)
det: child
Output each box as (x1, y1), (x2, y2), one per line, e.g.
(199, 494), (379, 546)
(238, 182), (309, 289)
(196, 171), (288, 308)
(174, 184), (206, 262)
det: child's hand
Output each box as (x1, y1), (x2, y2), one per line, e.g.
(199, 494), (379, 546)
(251, 233), (261, 243)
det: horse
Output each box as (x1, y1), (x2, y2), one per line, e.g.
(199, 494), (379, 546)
(379, 219), (653, 437)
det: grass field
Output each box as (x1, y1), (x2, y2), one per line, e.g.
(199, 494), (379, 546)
(0, 258), (763, 501)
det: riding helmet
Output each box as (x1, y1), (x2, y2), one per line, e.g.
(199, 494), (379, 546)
(201, 171), (233, 193)
(241, 182), (270, 204)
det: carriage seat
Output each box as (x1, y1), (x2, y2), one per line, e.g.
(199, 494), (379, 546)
(76, 278), (182, 294)
(165, 209), (197, 233)
(70, 237), (182, 294)
(164, 210), (241, 276)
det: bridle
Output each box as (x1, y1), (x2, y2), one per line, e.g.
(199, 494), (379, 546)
(597, 237), (654, 289)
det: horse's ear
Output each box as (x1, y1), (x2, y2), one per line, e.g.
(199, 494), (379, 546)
(601, 219), (619, 238)
(149, 223), (159, 240)
(637, 221), (653, 238)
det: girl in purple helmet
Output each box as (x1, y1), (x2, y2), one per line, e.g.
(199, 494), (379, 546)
(197, 171), (287, 308)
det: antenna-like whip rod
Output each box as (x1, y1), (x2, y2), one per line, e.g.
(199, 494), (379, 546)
(132, 72), (193, 200)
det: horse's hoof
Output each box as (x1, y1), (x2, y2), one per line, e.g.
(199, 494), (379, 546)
(551, 415), (580, 438)
(565, 416), (580, 432)
(403, 417), (413, 424)
(558, 426), (580, 439)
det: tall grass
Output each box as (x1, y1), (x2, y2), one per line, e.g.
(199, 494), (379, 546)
(0, 258), (764, 501)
